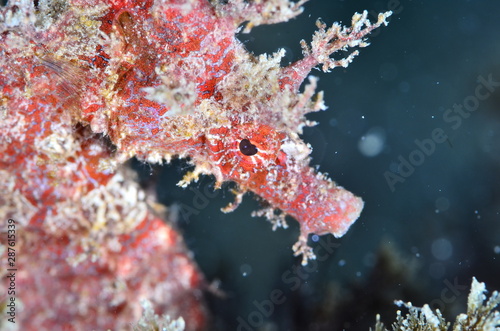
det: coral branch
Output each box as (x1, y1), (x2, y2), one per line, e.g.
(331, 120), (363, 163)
(373, 278), (500, 331)
(281, 10), (392, 90)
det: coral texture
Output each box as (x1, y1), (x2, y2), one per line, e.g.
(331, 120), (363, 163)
(133, 300), (187, 331)
(1, 0), (389, 329)
(373, 278), (500, 331)
(0, 124), (207, 327)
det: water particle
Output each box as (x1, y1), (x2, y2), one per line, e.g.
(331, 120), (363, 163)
(435, 197), (450, 212)
(358, 127), (386, 157)
(240, 264), (252, 277)
(431, 238), (453, 261)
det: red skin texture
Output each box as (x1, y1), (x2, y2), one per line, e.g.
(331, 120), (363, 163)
(1, 1), (209, 329)
(15, 215), (206, 331)
(72, 0), (366, 241)
(0, 66), (207, 328)
(205, 124), (362, 237)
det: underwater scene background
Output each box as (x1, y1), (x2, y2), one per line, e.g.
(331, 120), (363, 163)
(131, 0), (500, 329)
(1, 0), (497, 329)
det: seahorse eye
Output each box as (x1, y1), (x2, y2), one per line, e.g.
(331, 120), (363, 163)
(239, 139), (258, 156)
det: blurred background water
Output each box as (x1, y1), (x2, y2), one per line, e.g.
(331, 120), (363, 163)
(133, 1), (500, 329)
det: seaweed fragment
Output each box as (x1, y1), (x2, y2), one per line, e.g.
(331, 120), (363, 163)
(372, 278), (500, 331)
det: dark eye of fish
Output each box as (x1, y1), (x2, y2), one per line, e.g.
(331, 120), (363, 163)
(239, 139), (258, 156)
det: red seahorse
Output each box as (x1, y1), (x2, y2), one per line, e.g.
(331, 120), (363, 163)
(80, 0), (390, 263)
(1, 0), (390, 267)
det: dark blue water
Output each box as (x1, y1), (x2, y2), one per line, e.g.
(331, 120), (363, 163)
(147, 1), (500, 329)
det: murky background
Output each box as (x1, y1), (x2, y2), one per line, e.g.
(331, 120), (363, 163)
(134, 1), (500, 329)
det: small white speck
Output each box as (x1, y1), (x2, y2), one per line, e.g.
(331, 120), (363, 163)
(240, 264), (252, 277)
(338, 259), (346, 267)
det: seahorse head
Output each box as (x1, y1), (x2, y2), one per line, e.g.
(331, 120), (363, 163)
(203, 121), (363, 264)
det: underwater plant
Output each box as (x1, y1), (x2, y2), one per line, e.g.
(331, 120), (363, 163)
(372, 278), (500, 331)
